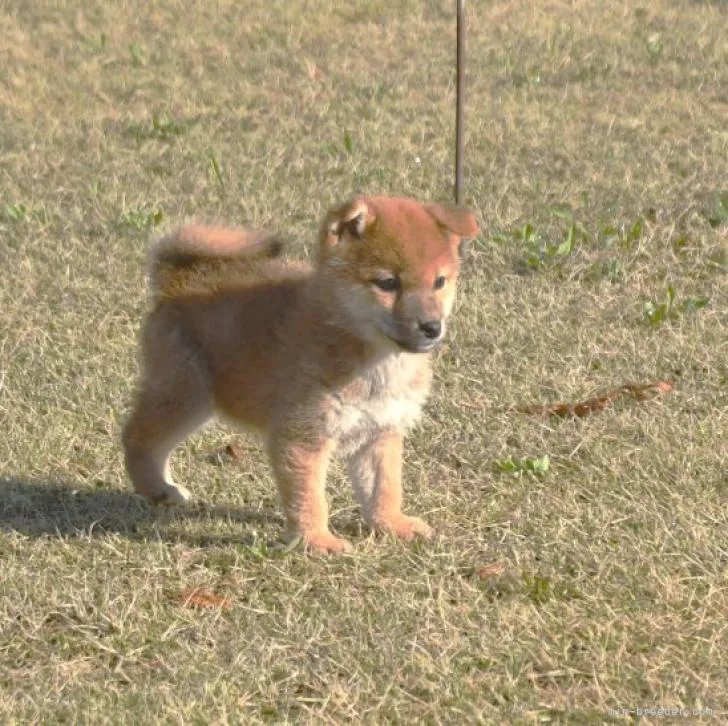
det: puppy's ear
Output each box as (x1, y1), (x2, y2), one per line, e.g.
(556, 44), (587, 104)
(425, 203), (479, 238)
(320, 198), (373, 248)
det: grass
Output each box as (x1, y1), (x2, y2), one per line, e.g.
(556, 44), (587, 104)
(1, 0), (727, 722)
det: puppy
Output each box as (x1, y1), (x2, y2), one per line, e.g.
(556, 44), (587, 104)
(123, 197), (478, 553)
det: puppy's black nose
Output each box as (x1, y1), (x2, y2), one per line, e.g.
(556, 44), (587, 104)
(418, 320), (442, 340)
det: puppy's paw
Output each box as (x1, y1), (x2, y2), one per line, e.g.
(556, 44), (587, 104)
(142, 483), (192, 506)
(374, 514), (433, 541)
(298, 531), (354, 555)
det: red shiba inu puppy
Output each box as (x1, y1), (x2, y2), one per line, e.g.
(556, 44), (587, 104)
(122, 197), (478, 553)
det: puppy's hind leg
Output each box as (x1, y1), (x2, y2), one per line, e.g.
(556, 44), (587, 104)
(123, 385), (211, 505)
(123, 316), (213, 505)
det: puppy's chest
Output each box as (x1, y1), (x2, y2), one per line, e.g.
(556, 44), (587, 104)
(328, 355), (432, 454)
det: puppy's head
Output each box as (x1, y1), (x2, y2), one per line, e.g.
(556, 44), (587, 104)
(318, 196), (478, 353)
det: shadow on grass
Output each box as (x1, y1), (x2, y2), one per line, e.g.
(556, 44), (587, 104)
(0, 477), (284, 547)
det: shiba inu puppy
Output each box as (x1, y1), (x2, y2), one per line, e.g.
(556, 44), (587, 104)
(122, 196), (478, 553)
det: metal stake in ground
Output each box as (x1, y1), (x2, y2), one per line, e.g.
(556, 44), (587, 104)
(455, 0), (466, 205)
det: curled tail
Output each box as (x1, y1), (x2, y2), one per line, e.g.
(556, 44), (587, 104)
(150, 224), (284, 299)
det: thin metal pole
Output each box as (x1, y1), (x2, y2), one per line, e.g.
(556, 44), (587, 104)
(455, 0), (465, 205)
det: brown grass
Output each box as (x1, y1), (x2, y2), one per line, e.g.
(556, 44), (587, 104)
(1, 0), (727, 722)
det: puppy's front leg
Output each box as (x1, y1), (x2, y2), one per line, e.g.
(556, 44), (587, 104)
(269, 436), (352, 554)
(347, 430), (432, 541)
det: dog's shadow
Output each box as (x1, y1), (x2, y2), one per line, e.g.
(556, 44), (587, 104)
(0, 477), (284, 547)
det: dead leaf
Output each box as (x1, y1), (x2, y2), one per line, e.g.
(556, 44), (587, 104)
(518, 380), (673, 418)
(224, 443), (240, 459)
(204, 442), (240, 465)
(628, 379), (674, 399)
(476, 562), (507, 579)
(177, 588), (232, 610)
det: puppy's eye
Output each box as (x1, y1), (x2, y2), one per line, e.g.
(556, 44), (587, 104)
(434, 276), (446, 290)
(373, 276), (400, 292)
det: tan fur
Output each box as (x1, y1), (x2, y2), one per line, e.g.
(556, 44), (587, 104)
(122, 196), (478, 553)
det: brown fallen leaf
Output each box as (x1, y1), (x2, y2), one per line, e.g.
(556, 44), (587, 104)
(204, 442), (240, 465)
(224, 443), (240, 459)
(177, 588), (232, 611)
(476, 562), (507, 579)
(518, 380), (673, 418)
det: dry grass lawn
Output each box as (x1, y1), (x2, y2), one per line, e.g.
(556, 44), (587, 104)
(1, 0), (727, 723)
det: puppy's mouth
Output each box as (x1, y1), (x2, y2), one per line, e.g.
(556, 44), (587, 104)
(391, 337), (439, 353)
(381, 326), (444, 354)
